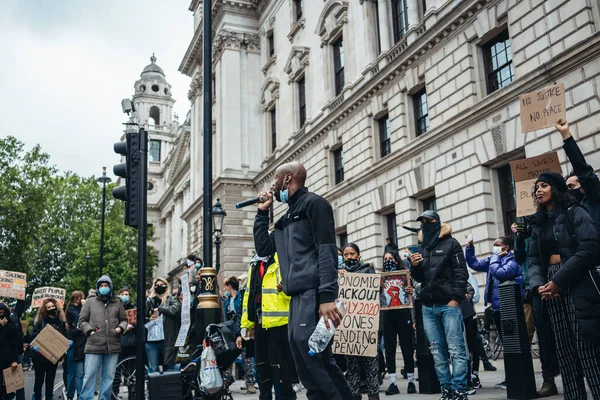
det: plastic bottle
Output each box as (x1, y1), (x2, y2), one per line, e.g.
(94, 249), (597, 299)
(308, 300), (346, 356)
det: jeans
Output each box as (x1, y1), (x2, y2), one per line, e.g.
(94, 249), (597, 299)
(80, 354), (119, 400)
(66, 348), (84, 399)
(145, 341), (163, 373)
(422, 305), (468, 392)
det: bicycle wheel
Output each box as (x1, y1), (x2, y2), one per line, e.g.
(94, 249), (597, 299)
(493, 337), (503, 361)
(112, 356), (149, 400)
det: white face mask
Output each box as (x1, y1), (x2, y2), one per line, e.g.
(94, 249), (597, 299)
(492, 246), (503, 255)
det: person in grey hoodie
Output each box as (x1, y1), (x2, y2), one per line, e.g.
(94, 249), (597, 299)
(78, 276), (127, 400)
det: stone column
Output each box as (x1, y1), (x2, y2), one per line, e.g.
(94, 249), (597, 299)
(164, 212), (172, 275)
(407, 0), (420, 29)
(378, 0), (392, 52)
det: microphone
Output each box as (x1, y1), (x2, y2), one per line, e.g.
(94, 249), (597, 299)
(235, 193), (270, 209)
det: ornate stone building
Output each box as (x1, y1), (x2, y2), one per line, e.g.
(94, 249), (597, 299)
(153, 0), (600, 280)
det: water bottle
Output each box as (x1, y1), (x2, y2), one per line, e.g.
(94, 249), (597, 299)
(308, 300), (346, 356)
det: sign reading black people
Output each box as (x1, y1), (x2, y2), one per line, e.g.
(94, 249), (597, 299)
(510, 152), (562, 217)
(519, 83), (566, 133)
(0, 270), (26, 300)
(32, 287), (66, 308)
(380, 271), (413, 310)
(333, 272), (380, 357)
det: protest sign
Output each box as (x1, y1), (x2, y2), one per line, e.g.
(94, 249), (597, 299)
(519, 83), (566, 133)
(125, 309), (137, 325)
(175, 273), (191, 347)
(32, 287), (66, 308)
(145, 315), (165, 342)
(0, 270), (27, 301)
(3, 364), (24, 393)
(30, 324), (70, 364)
(380, 271), (413, 310)
(510, 152), (562, 217)
(333, 272), (380, 357)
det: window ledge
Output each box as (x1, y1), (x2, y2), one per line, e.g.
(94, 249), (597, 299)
(287, 18), (306, 43)
(262, 55), (277, 75)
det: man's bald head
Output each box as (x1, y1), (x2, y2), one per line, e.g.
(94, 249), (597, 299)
(276, 162), (307, 186)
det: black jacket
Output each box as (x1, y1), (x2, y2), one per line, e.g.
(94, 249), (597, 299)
(529, 205), (599, 291)
(410, 223), (468, 306)
(563, 137), (600, 233)
(254, 187), (338, 304)
(31, 317), (68, 364)
(66, 304), (86, 361)
(0, 303), (19, 369)
(342, 261), (375, 274)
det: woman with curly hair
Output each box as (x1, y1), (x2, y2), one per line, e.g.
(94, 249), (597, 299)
(528, 172), (600, 399)
(31, 298), (69, 400)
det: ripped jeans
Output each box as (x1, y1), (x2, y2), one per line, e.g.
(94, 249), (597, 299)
(422, 305), (468, 392)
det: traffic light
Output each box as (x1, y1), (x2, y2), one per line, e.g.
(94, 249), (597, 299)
(113, 131), (140, 228)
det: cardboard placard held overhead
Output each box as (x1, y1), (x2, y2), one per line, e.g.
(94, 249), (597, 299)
(380, 271), (413, 310)
(333, 272), (380, 357)
(519, 83), (566, 133)
(30, 324), (70, 365)
(3, 364), (25, 393)
(0, 270), (27, 301)
(510, 152), (563, 217)
(32, 287), (66, 308)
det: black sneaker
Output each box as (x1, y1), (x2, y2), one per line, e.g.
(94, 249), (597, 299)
(484, 362), (497, 371)
(453, 390), (469, 400)
(494, 381), (507, 390)
(385, 383), (400, 395)
(440, 388), (453, 400)
(466, 386), (476, 395)
(472, 375), (481, 388)
(407, 382), (417, 394)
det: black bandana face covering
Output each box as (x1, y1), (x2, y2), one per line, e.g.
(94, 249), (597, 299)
(421, 221), (441, 248)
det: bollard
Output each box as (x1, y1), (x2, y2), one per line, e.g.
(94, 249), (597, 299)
(194, 267), (222, 346)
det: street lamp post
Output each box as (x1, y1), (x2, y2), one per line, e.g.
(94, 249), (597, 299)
(97, 167), (112, 277)
(84, 252), (91, 294)
(212, 197), (227, 274)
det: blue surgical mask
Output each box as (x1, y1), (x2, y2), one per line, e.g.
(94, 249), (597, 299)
(120, 295), (129, 304)
(98, 287), (110, 296)
(276, 179), (290, 203)
(195, 263), (202, 269)
(338, 255), (343, 268)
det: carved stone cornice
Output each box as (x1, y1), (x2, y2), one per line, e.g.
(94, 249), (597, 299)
(213, 30), (261, 63)
(260, 78), (280, 111)
(316, 0), (349, 47)
(187, 75), (202, 101)
(283, 46), (310, 84)
(287, 17), (306, 43)
(262, 55), (277, 75)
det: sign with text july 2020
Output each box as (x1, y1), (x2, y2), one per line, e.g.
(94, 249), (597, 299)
(510, 152), (563, 217)
(32, 287), (66, 308)
(333, 272), (380, 358)
(0, 270), (26, 301)
(519, 83), (566, 133)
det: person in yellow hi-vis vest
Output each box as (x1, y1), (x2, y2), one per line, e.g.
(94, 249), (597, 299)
(236, 252), (297, 400)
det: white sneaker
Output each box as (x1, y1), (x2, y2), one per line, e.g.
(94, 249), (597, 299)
(293, 383), (304, 392)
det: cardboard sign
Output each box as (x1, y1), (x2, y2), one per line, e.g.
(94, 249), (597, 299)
(519, 83), (566, 133)
(381, 271), (413, 310)
(333, 272), (380, 357)
(510, 152), (563, 217)
(32, 287), (66, 308)
(30, 324), (70, 365)
(3, 364), (24, 393)
(0, 270), (27, 300)
(175, 273), (191, 347)
(125, 309), (137, 325)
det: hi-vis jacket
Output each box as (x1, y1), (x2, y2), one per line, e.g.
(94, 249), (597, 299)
(241, 253), (291, 330)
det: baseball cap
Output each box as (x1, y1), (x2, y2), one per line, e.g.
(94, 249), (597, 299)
(416, 210), (440, 222)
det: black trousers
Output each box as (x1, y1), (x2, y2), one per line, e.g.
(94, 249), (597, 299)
(382, 309), (415, 374)
(255, 324), (296, 400)
(33, 357), (58, 400)
(288, 289), (352, 400)
(532, 292), (560, 378)
(464, 318), (478, 373)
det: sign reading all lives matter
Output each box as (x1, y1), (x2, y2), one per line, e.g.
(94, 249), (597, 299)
(32, 287), (66, 308)
(0, 270), (27, 300)
(519, 83), (566, 133)
(333, 272), (380, 358)
(510, 152), (563, 217)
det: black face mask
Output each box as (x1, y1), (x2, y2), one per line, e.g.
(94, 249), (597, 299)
(0, 313), (7, 319)
(567, 188), (584, 203)
(383, 259), (398, 272)
(421, 221), (442, 249)
(47, 309), (57, 318)
(155, 286), (167, 295)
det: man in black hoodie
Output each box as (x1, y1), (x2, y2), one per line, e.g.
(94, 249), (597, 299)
(254, 162), (352, 400)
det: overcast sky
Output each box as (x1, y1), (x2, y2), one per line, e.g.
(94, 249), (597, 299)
(0, 0), (192, 179)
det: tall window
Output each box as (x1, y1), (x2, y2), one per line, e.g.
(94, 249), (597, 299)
(422, 195), (437, 212)
(149, 140), (161, 162)
(414, 88), (429, 137)
(298, 77), (306, 128)
(270, 108), (277, 152)
(386, 213), (398, 245)
(333, 36), (345, 96)
(483, 30), (514, 94)
(333, 147), (344, 184)
(149, 106), (160, 126)
(378, 114), (391, 157)
(267, 32), (275, 57)
(295, 0), (303, 21)
(497, 164), (517, 235)
(392, 0), (408, 43)
(338, 232), (348, 248)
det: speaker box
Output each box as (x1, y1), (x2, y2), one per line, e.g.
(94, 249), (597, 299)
(148, 369), (183, 400)
(414, 300), (441, 394)
(498, 281), (537, 400)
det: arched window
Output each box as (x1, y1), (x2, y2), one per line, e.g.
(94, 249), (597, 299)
(149, 106), (160, 126)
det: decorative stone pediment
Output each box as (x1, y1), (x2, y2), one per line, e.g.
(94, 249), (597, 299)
(260, 78), (280, 111)
(212, 30), (261, 63)
(283, 46), (310, 83)
(316, 0), (348, 47)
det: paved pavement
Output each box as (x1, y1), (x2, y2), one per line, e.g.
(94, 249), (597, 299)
(24, 366), (65, 400)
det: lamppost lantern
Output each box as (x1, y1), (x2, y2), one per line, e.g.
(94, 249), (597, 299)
(84, 251), (91, 294)
(212, 196), (227, 236)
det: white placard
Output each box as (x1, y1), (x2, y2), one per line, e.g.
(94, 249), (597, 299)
(175, 273), (191, 347)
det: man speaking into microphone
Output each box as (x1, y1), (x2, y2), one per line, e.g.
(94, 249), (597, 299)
(253, 162), (352, 400)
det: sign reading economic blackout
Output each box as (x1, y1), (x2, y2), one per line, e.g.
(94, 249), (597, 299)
(0, 270), (27, 300)
(333, 272), (380, 357)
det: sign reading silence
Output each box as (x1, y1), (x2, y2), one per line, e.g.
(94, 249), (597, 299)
(0, 270), (26, 301)
(519, 83), (566, 133)
(510, 152), (563, 217)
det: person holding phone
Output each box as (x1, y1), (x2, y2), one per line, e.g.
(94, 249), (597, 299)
(409, 210), (469, 400)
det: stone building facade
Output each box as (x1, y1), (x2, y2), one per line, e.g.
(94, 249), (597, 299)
(150, 0), (600, 281)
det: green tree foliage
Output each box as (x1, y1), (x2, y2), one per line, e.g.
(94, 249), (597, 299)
(0, 136), (158, 307)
